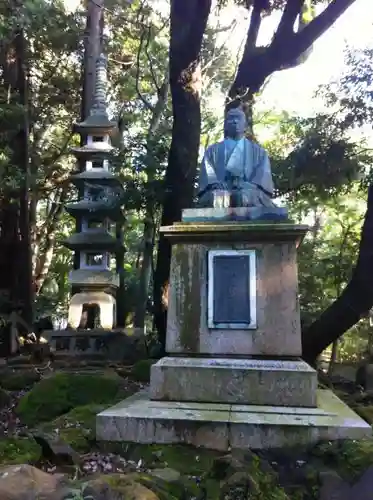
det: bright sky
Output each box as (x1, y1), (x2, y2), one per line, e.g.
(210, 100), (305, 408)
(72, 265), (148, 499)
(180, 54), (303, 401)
(210, 0), (373, 117)
(64, 0), (372, 118)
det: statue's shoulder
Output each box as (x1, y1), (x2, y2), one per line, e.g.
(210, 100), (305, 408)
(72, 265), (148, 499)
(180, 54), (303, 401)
(243, 137), (267, 154)
(205, 140), (224, 153)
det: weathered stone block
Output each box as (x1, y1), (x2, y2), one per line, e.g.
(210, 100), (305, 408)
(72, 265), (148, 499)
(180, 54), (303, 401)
(96, 389), (372, 450)
(150, 357), (317, 407)
(164, 223), (306, 357)
(181, 206), (289, 222)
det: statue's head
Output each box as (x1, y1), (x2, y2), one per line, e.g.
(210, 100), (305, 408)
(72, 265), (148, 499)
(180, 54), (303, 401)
(224, 107), (246, 140)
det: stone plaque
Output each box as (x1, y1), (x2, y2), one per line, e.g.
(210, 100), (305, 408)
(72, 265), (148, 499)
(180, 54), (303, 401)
(207, 250), (256, 329)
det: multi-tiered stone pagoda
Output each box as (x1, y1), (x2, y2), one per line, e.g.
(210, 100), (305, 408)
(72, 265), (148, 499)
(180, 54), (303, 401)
(63, 54), (125, 332)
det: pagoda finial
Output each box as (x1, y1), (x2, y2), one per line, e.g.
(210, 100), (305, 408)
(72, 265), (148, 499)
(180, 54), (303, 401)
(90, 53), (108, 117)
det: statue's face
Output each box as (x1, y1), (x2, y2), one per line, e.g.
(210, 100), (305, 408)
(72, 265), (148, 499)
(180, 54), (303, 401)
(224, 109), (246, 139)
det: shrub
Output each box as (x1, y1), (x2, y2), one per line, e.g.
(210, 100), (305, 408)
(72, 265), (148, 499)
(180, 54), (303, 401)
(132, 359), (157, 383)
(16, 372), (122, 426)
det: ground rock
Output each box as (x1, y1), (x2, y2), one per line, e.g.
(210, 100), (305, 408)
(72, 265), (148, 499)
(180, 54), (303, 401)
(0, 464), (68, 500)
(85, 474), (160, 500)
(350, 464), (373, 500)
(150, 468), (181, 483)
(319, 471), (350, 500)
(32, 432), (81, 466)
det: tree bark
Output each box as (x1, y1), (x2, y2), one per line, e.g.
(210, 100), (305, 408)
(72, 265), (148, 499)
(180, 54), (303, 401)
(153, 0), (212, 351)
(302, 185), (373, 365)
(133, 76), (169, 330)
(15, 27), (33, 325)
(229, 0), (356, 105)
(0, 22), (34, 326)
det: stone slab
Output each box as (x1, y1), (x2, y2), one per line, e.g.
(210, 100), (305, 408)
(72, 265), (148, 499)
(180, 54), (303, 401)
(150, 357), (317, 407)
(182, 207), (289, 223)
(96, 389), (372, 451)
(166, 240), (303, 357)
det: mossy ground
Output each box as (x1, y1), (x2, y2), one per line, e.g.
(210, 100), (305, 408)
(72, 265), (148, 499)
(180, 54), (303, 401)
(131, 359), (157, 383)
(15, 371), (125, 426)
(38, 404), (107, 452)
(0, 369), (40, 391)
(0, 365), (372, 499)
(0, 437), (41, 465)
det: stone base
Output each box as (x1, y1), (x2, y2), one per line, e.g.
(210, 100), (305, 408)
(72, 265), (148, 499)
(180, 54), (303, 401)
(43, 328), (145, 361)
(96, 389), (372, 451)
(181, 206), (289, 223)
(150, 357), (317, 407)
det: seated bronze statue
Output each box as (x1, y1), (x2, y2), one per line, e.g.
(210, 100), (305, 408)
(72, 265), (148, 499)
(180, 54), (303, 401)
(197, 107), (276, 208)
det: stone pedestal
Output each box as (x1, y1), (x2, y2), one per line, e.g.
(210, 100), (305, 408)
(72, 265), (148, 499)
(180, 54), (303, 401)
(97, 216), (371, 449)
(150, 357), (317, 407)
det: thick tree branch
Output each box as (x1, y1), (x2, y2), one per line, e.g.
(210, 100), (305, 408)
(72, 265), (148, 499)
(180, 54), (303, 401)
(275, 0), (304, 41)
(278, 0), (356, 65)
(246, 0), (264, 50)
(135, 27), (154, 111)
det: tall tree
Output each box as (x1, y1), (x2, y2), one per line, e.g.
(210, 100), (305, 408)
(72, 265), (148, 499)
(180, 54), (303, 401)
(153, 0), (212, 348)
(153, 0), (358, 350)
(301, 47), (373, 364)
(0, 0), (33, 324)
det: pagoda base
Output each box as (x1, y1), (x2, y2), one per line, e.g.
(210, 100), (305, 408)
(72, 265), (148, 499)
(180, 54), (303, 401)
(96, 389), (371, 451)
(44, 328), (145, 362)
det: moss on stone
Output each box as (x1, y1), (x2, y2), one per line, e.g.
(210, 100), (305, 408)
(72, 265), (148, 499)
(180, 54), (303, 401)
(312, 439), (373, 481)
(125, 443), (220, 476)
(132, 359), (157, 383)
(354, 404), (373, 425)
(0, 437), (40, 465)
(0, 370), (40, 391)
(38, 403), (106, 452)
(88, 474), (162, 499)
(16, 372), (122, 426)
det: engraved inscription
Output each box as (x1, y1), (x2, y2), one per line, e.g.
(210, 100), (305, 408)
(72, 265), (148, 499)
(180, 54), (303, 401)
(212, 255), (251, 325)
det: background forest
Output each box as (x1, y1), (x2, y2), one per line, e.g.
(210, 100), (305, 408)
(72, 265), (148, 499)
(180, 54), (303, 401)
(0, 0), (373, 368)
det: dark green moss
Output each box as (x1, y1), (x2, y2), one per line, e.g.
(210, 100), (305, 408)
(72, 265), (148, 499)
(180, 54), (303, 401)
(16, 372), (122, 426)
(1, 370), (40, 391)
(38, 404), (106, 452)
(132, 359), (157, 383)
(312, 439), (373, 481)
(0, 437), (40, 465)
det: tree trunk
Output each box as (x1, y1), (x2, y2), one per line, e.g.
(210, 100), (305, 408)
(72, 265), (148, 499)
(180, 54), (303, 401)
(153, 0), (212, 351)
(302, 185), (373, 365)
(16, 28), (33, 325)
(134, 212), (155, 329)
(133, 77), (169, 330)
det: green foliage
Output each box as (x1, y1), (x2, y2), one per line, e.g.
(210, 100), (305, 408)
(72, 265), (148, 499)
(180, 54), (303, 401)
(15, 372), (122, 426)
(0, 437), (41, 465)
(131, 358), (157, 382)
(313, 439), (373, 481)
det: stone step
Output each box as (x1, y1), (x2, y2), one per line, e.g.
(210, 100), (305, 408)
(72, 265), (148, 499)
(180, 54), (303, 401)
(96, 389), (371, 451)
(150, 357), (317, 407)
